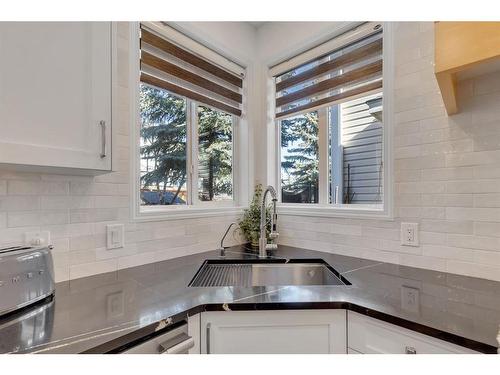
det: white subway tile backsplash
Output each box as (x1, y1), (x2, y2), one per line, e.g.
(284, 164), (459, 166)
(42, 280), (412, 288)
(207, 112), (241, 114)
(447, 234), (500, 252)
(70, 259), (117, 280)
(0, 196), (40, 211)
(446, 207), (500, 222)
(422, 244), (474, 262)
(7, 211), (40, 227)
(7, 180), (69, 195)
(474, 193), (500, 208)
(474, 222), (500, 238)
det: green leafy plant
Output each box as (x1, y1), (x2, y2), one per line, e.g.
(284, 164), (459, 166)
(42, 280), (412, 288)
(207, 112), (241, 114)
(238, 184), (272, 248)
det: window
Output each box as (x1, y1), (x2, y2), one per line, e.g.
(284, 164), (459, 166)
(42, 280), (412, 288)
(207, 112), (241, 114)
(273, 22), (390, 215)
(140, 86), (188, 206)
(197, 105), (233, 202)
(134, 22), (244, 218)
(280, 110), (319, 204)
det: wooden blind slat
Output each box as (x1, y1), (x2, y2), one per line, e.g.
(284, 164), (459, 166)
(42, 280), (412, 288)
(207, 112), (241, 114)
(141, 28), (243, 88)
(276, 38), (382, 92)
(276, 80), (382, 119)
(276, 60), (382, 108)
(141, 51), (242, 104)
(141, 73), (242, 116)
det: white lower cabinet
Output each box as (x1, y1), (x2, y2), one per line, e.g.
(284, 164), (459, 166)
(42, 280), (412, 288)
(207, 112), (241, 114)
(194, 309), (477, 354)
(200, 309), (347, 354)
(347, 311), (478, 354)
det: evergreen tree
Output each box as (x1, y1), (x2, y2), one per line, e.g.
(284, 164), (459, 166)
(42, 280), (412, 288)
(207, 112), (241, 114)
(140, 85), (187, 205)
(280, 111), (319, 203)
(197, 105), (233, 201)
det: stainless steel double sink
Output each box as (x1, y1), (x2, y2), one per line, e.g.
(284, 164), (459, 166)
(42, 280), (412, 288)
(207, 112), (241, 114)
(189, 259), (350, 287)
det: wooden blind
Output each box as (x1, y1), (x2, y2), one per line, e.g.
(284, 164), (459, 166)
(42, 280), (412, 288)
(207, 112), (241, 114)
(275, 26), (383, 119)
(140, 25), (243, 116)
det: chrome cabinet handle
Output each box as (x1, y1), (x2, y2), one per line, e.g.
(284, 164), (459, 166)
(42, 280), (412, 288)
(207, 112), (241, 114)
(206, 323), (211, 354)
(99, 120), (106, 158)
(405, 346), (417, 354)
(158, 332), (194, 354)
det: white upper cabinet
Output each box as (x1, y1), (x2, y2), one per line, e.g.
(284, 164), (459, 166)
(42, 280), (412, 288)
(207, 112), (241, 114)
(0, 22), (113, 174)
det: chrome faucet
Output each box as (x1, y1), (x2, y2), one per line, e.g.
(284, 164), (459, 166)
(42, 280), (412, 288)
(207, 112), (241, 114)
(259, 185), (279, 258)
(218, 222), (238, 257)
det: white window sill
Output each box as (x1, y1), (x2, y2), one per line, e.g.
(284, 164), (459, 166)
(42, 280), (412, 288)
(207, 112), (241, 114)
(133, 205), (245, 222)
(278, 203), (393, 220)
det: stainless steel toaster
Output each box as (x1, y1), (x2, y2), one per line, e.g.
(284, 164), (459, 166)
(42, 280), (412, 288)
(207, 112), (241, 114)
(0, 245), (55, 317)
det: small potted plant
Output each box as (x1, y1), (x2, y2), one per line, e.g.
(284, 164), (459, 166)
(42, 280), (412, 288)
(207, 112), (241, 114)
(238, 184), (272, 248)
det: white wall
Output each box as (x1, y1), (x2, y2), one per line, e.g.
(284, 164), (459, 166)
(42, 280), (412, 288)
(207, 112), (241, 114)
(274, 22), (500, 281)
(0, 22), (257, 282)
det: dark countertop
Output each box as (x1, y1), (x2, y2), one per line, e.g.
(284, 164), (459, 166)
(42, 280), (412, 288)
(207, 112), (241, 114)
(1, 245), (499, 354)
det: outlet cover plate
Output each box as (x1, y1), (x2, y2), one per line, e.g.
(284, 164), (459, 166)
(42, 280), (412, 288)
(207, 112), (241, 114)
(401, 222), (419, 247)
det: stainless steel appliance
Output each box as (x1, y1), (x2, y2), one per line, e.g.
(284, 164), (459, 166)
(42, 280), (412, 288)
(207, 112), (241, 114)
(0, 245), (55, 317)
(121, 322), (194, 354)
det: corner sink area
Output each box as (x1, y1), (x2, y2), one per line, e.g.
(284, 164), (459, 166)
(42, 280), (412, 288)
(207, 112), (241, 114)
(189, 259), (350, 287)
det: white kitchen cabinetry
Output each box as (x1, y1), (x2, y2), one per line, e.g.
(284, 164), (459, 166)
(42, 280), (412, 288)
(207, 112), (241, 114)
(347, 311), (478, 354)
(200, 309), (347, 354)
(0, 22), (114, 174)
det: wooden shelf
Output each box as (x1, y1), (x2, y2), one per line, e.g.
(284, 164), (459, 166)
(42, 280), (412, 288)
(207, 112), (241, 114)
(435, 22), (500, 115)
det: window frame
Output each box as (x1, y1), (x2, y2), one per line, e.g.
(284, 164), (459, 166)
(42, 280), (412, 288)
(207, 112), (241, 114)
(270, 22), (394, 220)
(129, 22), (246, 221)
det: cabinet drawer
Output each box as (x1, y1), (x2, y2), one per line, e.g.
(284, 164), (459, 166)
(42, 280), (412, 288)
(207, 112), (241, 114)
(121, 323), (194, 354)
(348, 312), (478, 354)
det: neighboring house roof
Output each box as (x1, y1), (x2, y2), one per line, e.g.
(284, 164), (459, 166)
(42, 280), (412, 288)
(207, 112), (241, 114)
(141, 191), (185, 205)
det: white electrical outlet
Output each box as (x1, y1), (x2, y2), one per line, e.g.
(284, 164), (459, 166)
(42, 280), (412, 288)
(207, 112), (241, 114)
(106, 224), (124, 250)
(401, 222), (419, 246)
(401, 286), (420, 313)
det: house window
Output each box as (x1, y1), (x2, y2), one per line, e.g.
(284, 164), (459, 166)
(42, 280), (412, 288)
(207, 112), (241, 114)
(280, 110), (319, 204)
(197, 105), (234, 202)
(140, 86), (188, 206)
(134, 23), (243, 217)
(273, 22), (390, 215)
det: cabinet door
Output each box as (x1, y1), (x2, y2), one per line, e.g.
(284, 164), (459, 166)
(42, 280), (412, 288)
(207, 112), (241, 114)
(201, 309), (346, 354)
(348, 311), (478, 354)
(0, 22), (112, 173)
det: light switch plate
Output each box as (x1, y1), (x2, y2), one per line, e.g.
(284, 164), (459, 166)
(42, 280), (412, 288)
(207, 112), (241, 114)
(401, 222), (419, 247)
(106, 224), (124, 250)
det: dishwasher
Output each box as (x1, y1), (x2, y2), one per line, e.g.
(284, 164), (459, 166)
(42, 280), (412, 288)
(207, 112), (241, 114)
(120, 321), (195, 354)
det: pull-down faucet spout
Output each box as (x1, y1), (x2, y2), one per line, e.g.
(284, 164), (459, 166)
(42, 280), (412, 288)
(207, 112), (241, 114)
(259, 185), (279, 258)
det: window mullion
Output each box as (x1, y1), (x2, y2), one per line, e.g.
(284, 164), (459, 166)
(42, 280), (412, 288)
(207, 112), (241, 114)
(188, 100), (199, 206)
(318, 107), (329, 205)
(231, 115), (238, 205)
